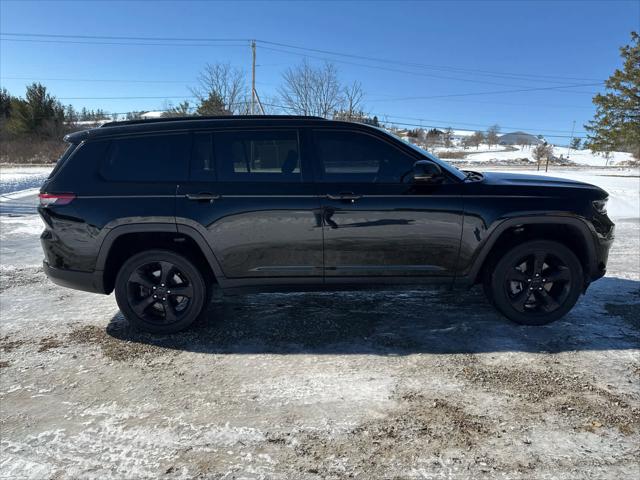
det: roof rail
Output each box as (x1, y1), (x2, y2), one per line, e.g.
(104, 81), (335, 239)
(100, 114), (326, 128)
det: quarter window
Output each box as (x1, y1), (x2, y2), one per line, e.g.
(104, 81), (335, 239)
(214, 130), (301, 182)
(102, 133), (190, 182)
(313, 130), (415, 183)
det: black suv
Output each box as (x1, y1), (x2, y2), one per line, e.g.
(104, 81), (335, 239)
(39, 116), (614, 333)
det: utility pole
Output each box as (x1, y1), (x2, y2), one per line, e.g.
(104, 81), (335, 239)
(251, 40), (256, 115)
(567, 120), (576, 156)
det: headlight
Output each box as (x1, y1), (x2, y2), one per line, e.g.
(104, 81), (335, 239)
(592, 198), (608, 214)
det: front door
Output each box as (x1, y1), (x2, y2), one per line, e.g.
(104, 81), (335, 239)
(176, 129), (323, 282)
(312, 129), (464, 279)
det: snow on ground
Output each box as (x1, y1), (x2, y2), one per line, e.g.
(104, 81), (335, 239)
(480, 167), (640, 220)
(0, 166), (52, 196)
(0, 165), (638, 478)
(432, 143), (636, 167)
(552, 147), (635, 167)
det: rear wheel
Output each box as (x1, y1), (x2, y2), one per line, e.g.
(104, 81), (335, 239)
(115, 250), (206, 333)
(484, 240), (583, 325)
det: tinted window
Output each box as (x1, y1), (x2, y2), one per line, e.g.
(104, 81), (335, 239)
(314, 130), (415, 183)
(191, 132), (215, 180)
(48, 142), (78, 179)
(214, 130), (301, 182)
(102, 133), (189, 182)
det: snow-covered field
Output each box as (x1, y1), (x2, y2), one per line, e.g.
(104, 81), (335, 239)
(0, 165), (638, 479)
(433, 144), (637, 167)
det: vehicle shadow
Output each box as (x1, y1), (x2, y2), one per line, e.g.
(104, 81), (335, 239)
(106, 277), (640, 355)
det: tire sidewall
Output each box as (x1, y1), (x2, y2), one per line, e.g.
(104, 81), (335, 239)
(115, 249), (206, 334)
(489, 240), (583, 326)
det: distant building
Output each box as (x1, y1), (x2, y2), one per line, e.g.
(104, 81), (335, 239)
(499, 131), (543, 146)
(140, 111), (165, 119)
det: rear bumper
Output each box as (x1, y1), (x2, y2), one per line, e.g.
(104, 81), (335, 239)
(43, 261), (106, 294)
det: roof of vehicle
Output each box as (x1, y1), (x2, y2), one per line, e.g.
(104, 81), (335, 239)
(63, 115), (349, 143)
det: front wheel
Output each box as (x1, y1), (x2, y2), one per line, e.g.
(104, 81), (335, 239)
(115, 250), (206, 334)
(484, 240), (583, 325)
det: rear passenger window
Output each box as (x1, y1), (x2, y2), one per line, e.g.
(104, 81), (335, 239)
(191, 132), (215, 180)
(102, 133), (189, 182)
(214, 130), (301, 182)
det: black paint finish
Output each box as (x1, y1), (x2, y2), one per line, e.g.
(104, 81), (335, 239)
(39, 116), (613, 296)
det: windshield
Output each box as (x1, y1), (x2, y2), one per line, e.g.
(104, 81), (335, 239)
(378, 127), (467, 181)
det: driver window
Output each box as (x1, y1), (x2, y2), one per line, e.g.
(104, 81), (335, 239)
(313, 130), (415, 183)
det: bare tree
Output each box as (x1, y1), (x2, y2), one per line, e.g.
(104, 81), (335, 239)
(533, 143), (554, 166)
(342, 81), (365, 118)
(470, 131), (486, 150)
(191, 63), (247, 115)
(279, 60), (343, 117)
(486, 124), (500, 149)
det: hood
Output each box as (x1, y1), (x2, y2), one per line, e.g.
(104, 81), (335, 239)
(480, 171), (605, 193)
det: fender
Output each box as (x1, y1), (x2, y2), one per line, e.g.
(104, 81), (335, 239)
(96, 223), (178, 271)
(96, 222), (228, 287)
(457, 214), (598, 286)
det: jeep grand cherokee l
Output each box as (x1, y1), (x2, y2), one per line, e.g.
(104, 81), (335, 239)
(38, 116), (614, 333)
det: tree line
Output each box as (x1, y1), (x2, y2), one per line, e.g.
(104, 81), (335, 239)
(0, 32), (638, 162)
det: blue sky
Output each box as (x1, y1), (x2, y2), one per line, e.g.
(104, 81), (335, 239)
(1, 0), (638, 142)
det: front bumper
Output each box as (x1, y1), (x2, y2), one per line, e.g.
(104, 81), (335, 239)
(589, 223), (614, 282)
(42, 261), (106, 294)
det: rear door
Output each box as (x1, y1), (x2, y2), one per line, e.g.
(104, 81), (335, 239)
(312, 128), (464, 279)
(176, 128), (323, 282)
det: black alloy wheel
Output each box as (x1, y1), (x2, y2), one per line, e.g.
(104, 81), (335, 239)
(486, 240), (583, 325)
(115, 250), (206, 333)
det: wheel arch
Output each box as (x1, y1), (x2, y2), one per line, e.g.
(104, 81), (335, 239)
(466, 215), (597, 287)
(97, 223), (225, 294)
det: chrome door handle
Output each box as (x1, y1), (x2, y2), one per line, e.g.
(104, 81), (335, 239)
(326, 193), (362, 201)
(186, 193), (220, 202)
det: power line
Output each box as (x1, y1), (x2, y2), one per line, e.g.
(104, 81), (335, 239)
(1, 75), (193, 84)
(364, 82), (603, 102)
(1, 32), (251, 42)
(0, 38), (249, 48)
(1, 32), (605, 85)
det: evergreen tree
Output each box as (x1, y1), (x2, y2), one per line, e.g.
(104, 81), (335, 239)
(65, 104), (78, 124)
(0, 88), (12, 120)
(197, 91), (231, 116)
(163, 101), (193, 117)
(570, 137), (581, 150)
(7, 83), (65, 137)
(585, 32), (640, 159)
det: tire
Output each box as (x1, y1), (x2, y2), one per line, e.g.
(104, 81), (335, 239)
(484, 240), (583, 325)
(114, 249), (207, 334)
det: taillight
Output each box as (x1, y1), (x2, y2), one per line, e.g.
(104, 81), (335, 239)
(39, 193), (76, 206)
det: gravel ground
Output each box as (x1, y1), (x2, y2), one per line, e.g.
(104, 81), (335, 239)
(0, 168), (639, 479)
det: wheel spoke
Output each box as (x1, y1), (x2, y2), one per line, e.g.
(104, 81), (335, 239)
(132, 295), (156, 315)
(159, 261), (174, 286)
(129, 270), (154, 289)
(511, 290), (531, 312)
(506, 269), (528, 283)
(537, 289), (559, 312)
(168, 284), (193, 298)
(163, 302), (178, 323)
(545, 268), (570, 283)
(533, 251), (546, 276)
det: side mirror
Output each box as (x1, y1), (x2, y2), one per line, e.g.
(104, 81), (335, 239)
(413, 160), (444, 184)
